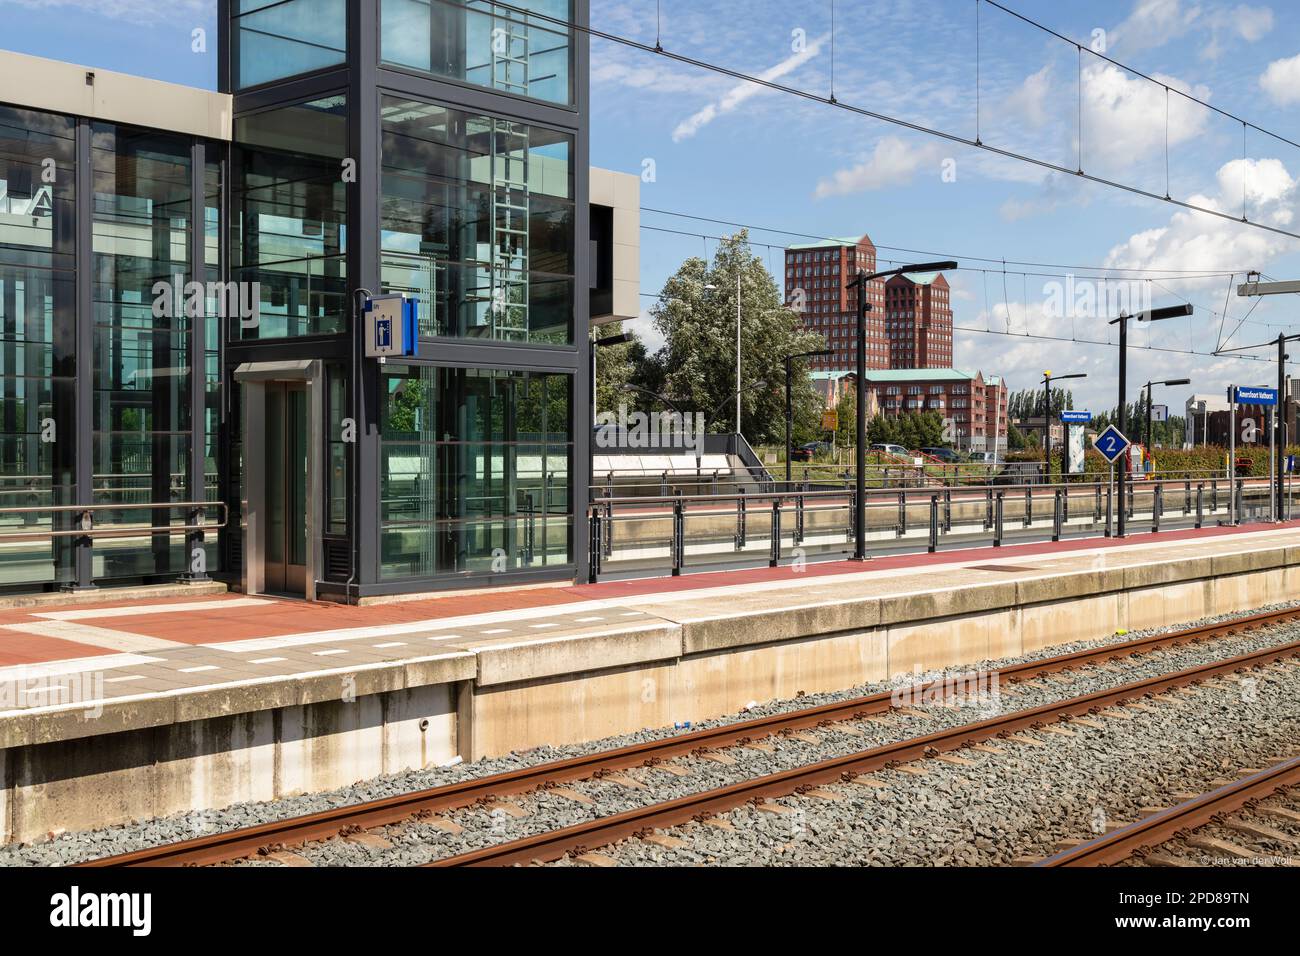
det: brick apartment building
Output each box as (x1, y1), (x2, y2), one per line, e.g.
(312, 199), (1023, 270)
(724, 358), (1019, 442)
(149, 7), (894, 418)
(812, 369), (1009, 454)
(783, 234), (954, 372)
(783, 236), (887, 372)
(885, 272), (953, 368)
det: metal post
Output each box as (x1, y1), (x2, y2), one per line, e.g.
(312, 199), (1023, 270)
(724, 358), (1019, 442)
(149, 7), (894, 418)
(994, 492), (1005, 547)
(1184, 479), (1191, 515)
(672, 497), (684, 576)
(770, 500), (781, 567)
(943, 487), (952, 532)
(1105, 467), (1114, 537)
(853, 272), (868, 561)
(897, 489), (906, 538)
(1152, 482), (1162, 533)
(1043, 376), (1052, 481)
(784, 355), (792, 488)
(736, 490), (747, 548)
(1052, 488), (1063, 542)
(985, 487), (993, 531)
(1196, 483), (1204, 529)
(928, 494), (939, 553)
(588, 510), (601, 584)
(796, 493), (805, 544)
(1117, 315), (1128, 537)
(1023, 485), (1032, 528)
(1280, 334), (1287, 520)
(1094, 482), (1102, 523)
(1229, 385), (1237, 525)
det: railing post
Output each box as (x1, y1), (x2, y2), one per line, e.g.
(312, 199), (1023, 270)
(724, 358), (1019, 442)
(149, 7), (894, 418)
(1094, 482), (1102, 523)
(994, 492), (1005, 547)
(736, 489), (747, 548)
(897, 490), (906, 538)
(1052, 488), (1063, 542)
(660, 471), (668, 496)
(1183, 479), (1191, 515)
(1023, 485), (1032, 528)
(1196, 483), (1204, 529)
(1235, 477), (1245, 524)
(770, 500), (782, 568)
(985, 487), (993, 531)
(1211, 479), (1218, 514)
(672, 496), (684, 576)
(1105, 478), (1113, 538)
(796, 493), (805, 544)
(1152, 482), (1162, 533)
(588, 510), (602, 584)
(943, 487), (952, 532)
(603, 498), (614, 558)
(928, 494), (939, 553)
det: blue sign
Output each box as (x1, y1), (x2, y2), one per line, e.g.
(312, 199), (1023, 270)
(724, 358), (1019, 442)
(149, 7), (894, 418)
(364, 295), (420, 358)
(1234, 386), (1277, 406)
(1061, 411), (1092, 423)
(1093, 424), (1131, 464)
(375, 316), (392, 350)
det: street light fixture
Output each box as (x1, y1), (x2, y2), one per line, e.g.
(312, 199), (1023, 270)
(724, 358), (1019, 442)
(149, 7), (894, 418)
(1040, 370), (1087, 480)
(1108, 303), (1194, 537)
(846, 260), (958, 560)
(784, 349), (835, 485)
(1143, 378), (1191, 458)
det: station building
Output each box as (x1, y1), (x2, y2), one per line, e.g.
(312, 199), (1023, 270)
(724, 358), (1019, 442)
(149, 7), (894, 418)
(0, 0), (639, 602)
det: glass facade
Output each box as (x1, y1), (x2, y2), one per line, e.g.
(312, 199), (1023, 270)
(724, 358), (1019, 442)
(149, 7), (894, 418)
(91, 124), (194, 580)
(234, 0), (347, 90)
(232, 96), (348, 340)
(380, 95), (575, 345)
(381, 0), (573, 105)
(379, 366), (571, 580)
(0, 106), (76, 587)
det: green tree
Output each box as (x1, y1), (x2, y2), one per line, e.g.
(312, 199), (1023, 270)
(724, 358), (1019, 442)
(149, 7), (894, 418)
(635, 231), (826, 444)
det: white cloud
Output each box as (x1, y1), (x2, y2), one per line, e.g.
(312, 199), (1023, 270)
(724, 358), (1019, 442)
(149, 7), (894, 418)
(1004, 64), (1054, 129)
(1110, 0), (1203, 54)
(812, 136), (946, 198)
(671, 33), (830, 143)
(1082, 64), (1211, 166)
(1260, 53), (1300, 107)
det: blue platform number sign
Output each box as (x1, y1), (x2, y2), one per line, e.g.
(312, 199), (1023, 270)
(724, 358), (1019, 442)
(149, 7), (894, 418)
(1093, 424), (1131, 465)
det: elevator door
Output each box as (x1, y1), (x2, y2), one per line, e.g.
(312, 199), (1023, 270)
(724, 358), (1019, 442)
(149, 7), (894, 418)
(264, 382), (308, 595)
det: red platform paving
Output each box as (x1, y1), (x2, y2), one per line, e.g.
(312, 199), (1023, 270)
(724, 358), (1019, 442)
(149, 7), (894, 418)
(0, 520), (1295, 669)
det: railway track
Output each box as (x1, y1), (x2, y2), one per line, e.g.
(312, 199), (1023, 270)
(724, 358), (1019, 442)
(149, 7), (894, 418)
(79, 606), (1300, 868)
(1038, 755), (1300, 867)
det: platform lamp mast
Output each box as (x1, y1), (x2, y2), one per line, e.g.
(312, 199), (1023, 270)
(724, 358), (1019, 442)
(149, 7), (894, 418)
(1110, 304), (1194, 538)
(846, 260), (957, 560)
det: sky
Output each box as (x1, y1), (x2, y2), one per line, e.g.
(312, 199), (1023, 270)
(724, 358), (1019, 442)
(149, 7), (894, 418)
(5, 0), (1300, 416)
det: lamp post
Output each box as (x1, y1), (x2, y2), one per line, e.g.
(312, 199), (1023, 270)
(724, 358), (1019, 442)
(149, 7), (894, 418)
(785, 349), (835, 485)
(1109, 304), (1194, 537)
(846, 260), (958, 560)
(1143, 377), (1191, 463)
(1041, 371), (1086, 481)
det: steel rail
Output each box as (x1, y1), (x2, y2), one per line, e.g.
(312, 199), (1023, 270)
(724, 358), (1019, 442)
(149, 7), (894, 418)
(432, 640), (1300, 867)
(1037, 755), (1300, 867)
(78, 607), (1300, 868)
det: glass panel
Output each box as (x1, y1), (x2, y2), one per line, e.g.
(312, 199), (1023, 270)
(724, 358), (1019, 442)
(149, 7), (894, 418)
(235, 0), (347, 90)
(233, 96), (348, 340)
(380, 96), (574, 345)
(90, 123), (193, 581)
(379, 366), (571, 580)
(0, 106), (77, 587)
(381, 0), (573, 106)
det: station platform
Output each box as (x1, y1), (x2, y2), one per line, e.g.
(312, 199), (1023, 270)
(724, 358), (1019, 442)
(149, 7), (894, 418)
(3, 521), (1300, 842)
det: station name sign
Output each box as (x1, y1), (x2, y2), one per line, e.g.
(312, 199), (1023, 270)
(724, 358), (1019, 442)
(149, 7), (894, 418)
(1233, 386), (1277, 406)
(1060, 411), (1092, 423)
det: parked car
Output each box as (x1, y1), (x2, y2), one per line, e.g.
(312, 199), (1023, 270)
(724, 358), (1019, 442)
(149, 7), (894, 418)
(869, 443), (910, 458)
(791, 441), (831, 462)
(921, 447), (961, 463)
